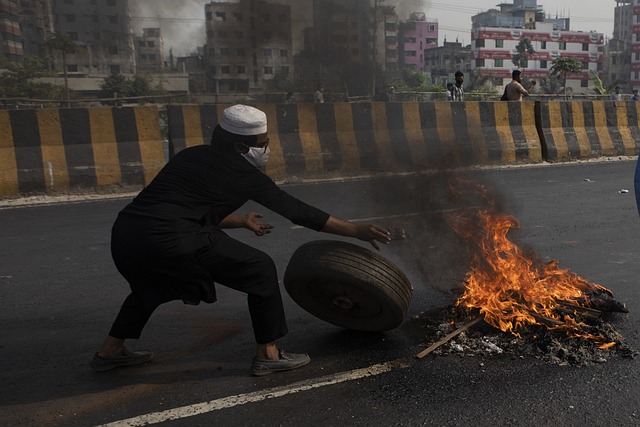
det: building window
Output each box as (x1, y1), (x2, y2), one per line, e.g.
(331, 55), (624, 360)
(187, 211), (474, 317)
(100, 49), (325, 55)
(405, 50), (417, 57)
(476, 39), (485, 48)
(263, 48), (273, 57)
(541, 41), (547, 49)
(429, 24), (435, 32)
(495, 59), (503, 67)
(233, 13), (242, 21)
(221, 66), (230, 74)
(635, 52), (640, 61)
(495, 39), (503, 48)
(220, 48), (229, 56)
(236, 48), (245, 57)
(237, 66), (245, 74)
(582, 62), (589, 70)
(138, 41), (145, 48)
(582, 43), (589, 51)
(215, 12), (226, 21)
(581, 79), (589, 88)
(67, 64), (78, 72)
(140, 54), (147, 60)
(108, 15), (118, 24)
(540, 60), (547, 68)
(476, 58), (485, 67)
(147, 41), (155, 47)
(405, 37), (416, 43)
(109, 65), (120, 74)
(264, 66), (273, 74)
(107, 45), (118, 55)
(280, 49), (288, 57)
(386, 36), (397, 43)
(280, 66), (289, 75)
(559, 42), (567, 50)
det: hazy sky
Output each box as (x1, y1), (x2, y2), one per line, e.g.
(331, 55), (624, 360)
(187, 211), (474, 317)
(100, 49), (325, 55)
(429, 0), (616, 45)
(130, 0), (617, 56)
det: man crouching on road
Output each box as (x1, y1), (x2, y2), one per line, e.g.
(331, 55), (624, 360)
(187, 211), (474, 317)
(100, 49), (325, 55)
(90, 104), (391, 376)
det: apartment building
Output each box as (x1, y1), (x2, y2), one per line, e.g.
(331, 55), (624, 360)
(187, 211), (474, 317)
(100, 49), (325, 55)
(51, 0), (135, 74)
(18, 0), (54, 58)
(630, 0), (640, 87)
(0, 0), (22, 60)
(135, 27), (163, 72)
(399, 12), (438, 71)
(423, 41), (471, 87)
(470, 0), (603, 92)
(204, 0), (293, 93)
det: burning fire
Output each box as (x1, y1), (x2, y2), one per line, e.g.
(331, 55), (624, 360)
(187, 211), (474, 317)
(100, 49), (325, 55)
(447, 177), (619, 348)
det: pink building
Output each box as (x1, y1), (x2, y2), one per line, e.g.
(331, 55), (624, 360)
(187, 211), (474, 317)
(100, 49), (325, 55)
(400, 12), (438, 71)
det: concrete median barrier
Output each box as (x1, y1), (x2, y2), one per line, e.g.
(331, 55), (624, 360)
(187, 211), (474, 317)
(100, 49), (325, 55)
(536, 100), (640, 161)
(166, 101), (542, 181)
(0, 106), (165, 197)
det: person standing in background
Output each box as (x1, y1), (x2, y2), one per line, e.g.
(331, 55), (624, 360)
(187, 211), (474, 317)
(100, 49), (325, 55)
(450, 71), (464, 101)
(314, 84), (325, 103)
(505, 70), (536, 101)
(610, 86), (622, 101)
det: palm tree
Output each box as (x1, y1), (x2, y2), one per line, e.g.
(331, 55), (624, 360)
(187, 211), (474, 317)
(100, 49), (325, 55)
(549, 57), (583, 100)
(45, 33), (81, 105)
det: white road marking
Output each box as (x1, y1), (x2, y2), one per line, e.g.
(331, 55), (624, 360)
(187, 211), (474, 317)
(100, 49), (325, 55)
(98, 358), (411, 427)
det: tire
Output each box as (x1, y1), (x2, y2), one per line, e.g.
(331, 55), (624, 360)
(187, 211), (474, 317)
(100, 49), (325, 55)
(283, 240), (413, 331)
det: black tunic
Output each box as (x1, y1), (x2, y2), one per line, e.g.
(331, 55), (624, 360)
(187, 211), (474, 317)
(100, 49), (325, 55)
(111, 142), (330, 305)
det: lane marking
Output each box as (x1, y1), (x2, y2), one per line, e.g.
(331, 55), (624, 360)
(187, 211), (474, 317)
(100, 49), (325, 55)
(98, 358), (411, 426)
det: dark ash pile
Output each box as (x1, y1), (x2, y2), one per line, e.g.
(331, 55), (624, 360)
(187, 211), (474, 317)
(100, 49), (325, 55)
(415, 307), (638, 366)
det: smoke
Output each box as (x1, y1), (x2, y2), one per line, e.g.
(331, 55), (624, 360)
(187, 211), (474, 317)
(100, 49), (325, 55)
(129, 0), (211, 56)
(129, 0), (432, 57)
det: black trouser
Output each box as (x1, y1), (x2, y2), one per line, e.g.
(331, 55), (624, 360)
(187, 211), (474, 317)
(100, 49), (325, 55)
(109, 232), (288, 345)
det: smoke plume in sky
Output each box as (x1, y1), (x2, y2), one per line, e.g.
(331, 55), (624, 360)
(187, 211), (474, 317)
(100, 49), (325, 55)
(129, 0), (431, 57)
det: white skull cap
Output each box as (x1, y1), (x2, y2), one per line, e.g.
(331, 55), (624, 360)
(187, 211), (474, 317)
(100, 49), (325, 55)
(220, 104), (267, 136)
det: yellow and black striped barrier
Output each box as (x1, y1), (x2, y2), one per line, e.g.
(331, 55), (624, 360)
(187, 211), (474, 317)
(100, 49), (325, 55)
(0, 106), (165, 197)
(166, 101), (542, 181)
(536, 100), (640, 161)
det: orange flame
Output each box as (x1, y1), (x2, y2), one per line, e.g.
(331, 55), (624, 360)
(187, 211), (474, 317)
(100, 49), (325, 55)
(447, 177), (615, 347)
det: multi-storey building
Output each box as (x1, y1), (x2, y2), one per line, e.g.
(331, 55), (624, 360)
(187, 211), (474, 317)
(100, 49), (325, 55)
(374, 4), (398, 71)
(204, 0), (293, 93)
(51, 0), (135, 74)
(0, 0), (23, 60)
(602, 1), (632, 88)
(399, 12), (438, 71)
(470, 0), (604, 92)
(630, 0), (640, 87)
(423, 41), (471, 87)
(135, 27), (163, 72)
(18, 0), (54, 58)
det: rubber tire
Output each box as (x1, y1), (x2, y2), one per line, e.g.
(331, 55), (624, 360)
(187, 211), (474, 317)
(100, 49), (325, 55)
(283, 240), (413, 331)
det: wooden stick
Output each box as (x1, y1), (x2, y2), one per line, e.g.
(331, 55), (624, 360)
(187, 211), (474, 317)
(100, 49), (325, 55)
(416, 317), (483, 359)
(555, 300), (602, 317)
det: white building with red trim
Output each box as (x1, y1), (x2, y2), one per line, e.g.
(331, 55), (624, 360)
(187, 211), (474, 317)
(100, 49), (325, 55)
(470, 0), (604, 94)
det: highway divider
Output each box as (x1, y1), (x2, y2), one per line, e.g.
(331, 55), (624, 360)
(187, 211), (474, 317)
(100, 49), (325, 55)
(3, 100), (639, 198)
(166, 101), (541, 181)
(0, 106), (165, 197)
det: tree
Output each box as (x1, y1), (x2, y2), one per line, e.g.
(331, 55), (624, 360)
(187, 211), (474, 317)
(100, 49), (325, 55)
(0, 55), (65, 100)
(45, 33), (82, 105)
(512, 37), (535, 69)
(549, 57), (583, 99)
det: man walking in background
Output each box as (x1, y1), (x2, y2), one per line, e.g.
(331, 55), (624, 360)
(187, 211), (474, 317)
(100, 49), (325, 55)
(506, 70), (536, 101)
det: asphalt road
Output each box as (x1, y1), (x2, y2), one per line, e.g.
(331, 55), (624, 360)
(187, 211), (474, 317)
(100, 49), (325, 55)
(1, 160), (639, 426)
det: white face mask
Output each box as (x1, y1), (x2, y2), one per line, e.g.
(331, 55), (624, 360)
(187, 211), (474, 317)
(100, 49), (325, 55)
(242, 146), (270, 168)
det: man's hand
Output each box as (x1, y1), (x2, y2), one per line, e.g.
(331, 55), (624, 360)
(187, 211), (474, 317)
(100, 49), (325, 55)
(355, 224), (391, 250)
(242, 212), (273, 236)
